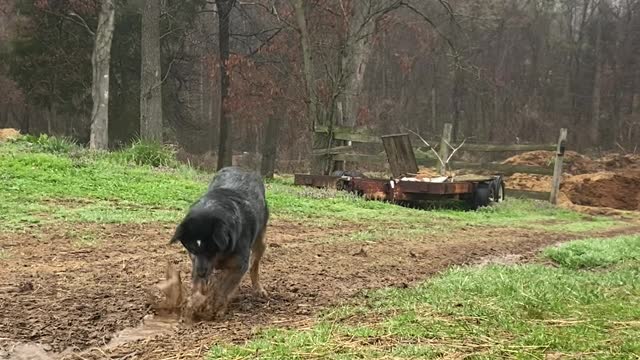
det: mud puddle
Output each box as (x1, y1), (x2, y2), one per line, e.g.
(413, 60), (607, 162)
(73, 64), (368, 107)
(0, 343), (56, 360)
(1, 315), (180, 360)
(106, 314), (180, 349)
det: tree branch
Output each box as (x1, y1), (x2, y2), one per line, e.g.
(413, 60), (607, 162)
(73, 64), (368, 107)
(401, 2), (455, 52)
(407, 129), (446, 169)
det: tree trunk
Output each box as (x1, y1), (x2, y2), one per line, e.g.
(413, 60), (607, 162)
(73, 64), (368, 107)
(340, 8), (376, 128)
(590, 7), (602, 147)
(451, 64), (463, 143)
(140, 0), (163, 142)
(260, 115), (281, 179)
(431, 61), (437, 133)
(293, 0), (326, 174)
(216, 0), (235, 170)
(90, 0), (115, 150)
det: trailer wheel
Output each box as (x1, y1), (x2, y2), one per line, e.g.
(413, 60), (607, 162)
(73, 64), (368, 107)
(470, 184), (491, 209)
(489, 179), (505, 203)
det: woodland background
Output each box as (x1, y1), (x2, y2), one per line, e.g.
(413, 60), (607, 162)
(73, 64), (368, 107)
(1, 0), (639, 173)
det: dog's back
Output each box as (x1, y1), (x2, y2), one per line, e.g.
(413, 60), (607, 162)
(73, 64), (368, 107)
(207, 166), (268, 230)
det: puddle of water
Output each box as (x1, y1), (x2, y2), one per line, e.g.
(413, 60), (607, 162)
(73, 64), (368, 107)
(106, 314), (180, 349)
(1, 314), (180, 360)
(1, 343), (55, 360)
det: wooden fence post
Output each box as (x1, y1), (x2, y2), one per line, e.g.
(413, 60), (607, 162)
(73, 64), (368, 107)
(438, 123), (452, 175)
(550, 128), (568, 204)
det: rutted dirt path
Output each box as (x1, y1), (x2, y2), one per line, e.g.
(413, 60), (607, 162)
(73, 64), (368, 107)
(0, 220), (639, 359)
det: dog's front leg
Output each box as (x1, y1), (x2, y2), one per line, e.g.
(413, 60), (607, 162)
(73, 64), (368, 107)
(211, 255), (248, 318)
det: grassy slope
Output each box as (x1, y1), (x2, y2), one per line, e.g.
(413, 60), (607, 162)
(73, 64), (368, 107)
(0, 138), (628, 235)
(211, 234), (640, 359)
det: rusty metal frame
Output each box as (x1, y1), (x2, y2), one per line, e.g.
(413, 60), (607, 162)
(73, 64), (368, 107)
(293, 173), (492, 203)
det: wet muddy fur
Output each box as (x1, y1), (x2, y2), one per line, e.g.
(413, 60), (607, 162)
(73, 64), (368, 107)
(170, 166), (269, 318)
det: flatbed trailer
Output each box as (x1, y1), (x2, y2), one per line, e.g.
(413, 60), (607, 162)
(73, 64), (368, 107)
(294, 173), (505, 209)
(294, 133), (505, 209)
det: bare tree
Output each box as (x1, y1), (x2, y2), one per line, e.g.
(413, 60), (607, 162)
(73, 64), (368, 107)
(260, 114), (281, 178)
(216, 0), (236, 170)
(590, 1), (603, 146)
(90, 0), (116, 150)
(339, 1), (402, 127)
(293, 0), (324, 173)
(140, 0), (163, 142)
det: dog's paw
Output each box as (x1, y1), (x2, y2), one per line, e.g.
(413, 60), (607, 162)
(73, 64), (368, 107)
(254, 286), (269, 299)
(190, 291), (208, 311)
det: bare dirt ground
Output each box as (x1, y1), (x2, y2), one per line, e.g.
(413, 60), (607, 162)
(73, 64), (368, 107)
(1, 219), (639, 360)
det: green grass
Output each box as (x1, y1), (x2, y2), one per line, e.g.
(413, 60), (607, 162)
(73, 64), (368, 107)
(211, 234), (640, 359)
(0, 137), (631, 235)
(544, 235), (640, 269)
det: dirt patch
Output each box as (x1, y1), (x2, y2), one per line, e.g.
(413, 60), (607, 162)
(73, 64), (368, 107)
(1, 220), (638, 359)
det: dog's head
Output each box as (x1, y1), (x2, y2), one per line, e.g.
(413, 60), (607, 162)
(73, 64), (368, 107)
(170, 207), (231, 292)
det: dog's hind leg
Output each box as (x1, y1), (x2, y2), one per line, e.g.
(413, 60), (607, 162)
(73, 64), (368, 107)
(250, 228), (268, 298)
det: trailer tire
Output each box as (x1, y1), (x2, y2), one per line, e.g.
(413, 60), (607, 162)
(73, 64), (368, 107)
(471, 184), (491, 209)
(490, 178), (505, 203)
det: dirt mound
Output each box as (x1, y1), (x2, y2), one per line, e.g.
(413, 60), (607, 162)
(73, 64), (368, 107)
(596, 153), (640, 171)
(503, 150), (640, 212)
(561, 171), (640, 211)
(503, 150), (598, 175)
(0, 128), (21, 142)
(505, 170), (640, 212)
(505, 173), (552, 192)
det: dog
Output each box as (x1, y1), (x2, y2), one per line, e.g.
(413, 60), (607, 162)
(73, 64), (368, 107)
(170, 166), (269, 318)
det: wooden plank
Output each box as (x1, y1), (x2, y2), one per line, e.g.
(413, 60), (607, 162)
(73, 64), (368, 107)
(550, 128), (568, 204)
(451, 174), (496, 182)
(507, 188), (551, 201)
(438, 123), (452, 175)
(328, 155), (552, 175)
(448, 161), (554, 175)
(420, 143), (557, 152)
(333, 153), (439, 167)
(314, 126), (381, 144)
(381, 134), (419, 178)
(333, 132), (382, 144)
(316, 126), (556, 151)
(312, 145), (353, 156)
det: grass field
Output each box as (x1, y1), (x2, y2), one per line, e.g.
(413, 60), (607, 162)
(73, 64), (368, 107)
(0, 136), (638, 359)
(211, 234), (640, 359)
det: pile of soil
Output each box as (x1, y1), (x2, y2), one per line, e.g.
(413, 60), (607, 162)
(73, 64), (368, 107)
(505, 173), (552, 193)
(597, 153), (640, 171)
(561, 171), (640, 211)
(502, 150), (599, 175)
(504, 151), (640, 212)
(0, 128), (21, 142)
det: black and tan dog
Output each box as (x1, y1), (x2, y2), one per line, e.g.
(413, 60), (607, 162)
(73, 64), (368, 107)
(170, 166), (269, 318)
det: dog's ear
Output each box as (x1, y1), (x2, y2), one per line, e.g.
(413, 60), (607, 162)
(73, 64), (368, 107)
(209, 218), (232, 251)
(170, 222), (185, 244)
